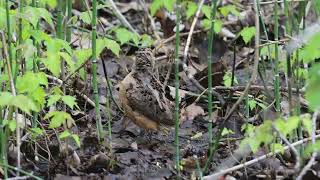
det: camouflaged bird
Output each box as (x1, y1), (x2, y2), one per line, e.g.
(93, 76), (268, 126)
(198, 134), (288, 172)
(119, 49), (174, 131)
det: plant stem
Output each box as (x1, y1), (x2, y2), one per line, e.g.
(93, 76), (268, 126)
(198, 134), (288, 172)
(274, 0), (280, 113)
(66, 0), (72, 42)
(92, 0), (104, 141)
(203, 0), (218, 173)
(174, 0), (181, 177)
(5, 0), (13, 74)
(283, 0), (293, 116)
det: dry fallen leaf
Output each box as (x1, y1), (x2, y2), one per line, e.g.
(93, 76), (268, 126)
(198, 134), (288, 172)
(180, 103), (205, 122)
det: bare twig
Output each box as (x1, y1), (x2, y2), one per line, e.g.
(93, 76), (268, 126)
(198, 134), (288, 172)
(105, 0), (138, 34)
(45, 75), (96, 107)
(273, 125), (300, 171)
(138, 0), (161, 41)
(1, 31), (21, 173)
(223, 0), (260, 121)
(182, 0), (205, 70)
(296, 110), (319, 180)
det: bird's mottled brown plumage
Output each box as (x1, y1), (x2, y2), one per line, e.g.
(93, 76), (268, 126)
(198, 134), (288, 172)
(119, 49), (174, 131)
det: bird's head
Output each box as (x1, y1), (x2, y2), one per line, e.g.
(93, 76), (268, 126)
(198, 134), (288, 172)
(134, 48), (155, 72)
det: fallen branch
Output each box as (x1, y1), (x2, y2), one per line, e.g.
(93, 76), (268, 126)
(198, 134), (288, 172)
(203, 134), (320, 180)
(296, 110), (319, 180)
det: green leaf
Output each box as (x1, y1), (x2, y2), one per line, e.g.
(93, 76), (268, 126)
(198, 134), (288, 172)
(115, 28), (132, 45)
(163, 0), (175, 12)
(304, 140), (320, 157)
(201, 5), (211, 19)
(30, 30), (51, 44)
(132, 33), (140, 46)
(201, 18), (211, 30)
(301, 114), (312, 136)
(306, 64), (320, 110)
(0, 7), (6, 30)
(256, 102), (267, 110)
(45, 111), (74, 129)
(239, 27), (255, 44)
(80, 11), (91, 24)
(12, 95), (39, 114)
(30, 87), (46, 108)
(275, 116), (300, 136)
(140, 34), (154, 47)
(59, 52), (75, 72)
(150, 0), (163, 16)
(0, 92), (14, 107)
(16, 72), (48, 94)
(21, 39), (37, 59)
(219, 5), (240, 17)
(74, 48), (92, 72)
(271, 143), (285, 154)
(186, 1), (197, 19)
(44, 0), (57, 8)
(214, 20), (223, 33)
(8, 120), (17, 132)
(248, 99), (257, 110)
(29, 127), (44, 138)
(23, 6), (41, 27)
(221, 128), (234, 137)
(59, 130), (71, 139)
(47, 95), (61, 107)
(61, 95), (77, 109)
(37, 7), (54, 29)
(42, 53), (60, 76)
(71, 134), (81, 147)
(223, 71), (232, 87)
(104, 38), (120, 56)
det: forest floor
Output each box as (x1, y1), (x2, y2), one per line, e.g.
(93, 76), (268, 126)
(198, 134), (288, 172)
(8, 0), (318, 179)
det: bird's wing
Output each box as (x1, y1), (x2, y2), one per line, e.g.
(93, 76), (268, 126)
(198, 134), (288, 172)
(126, 84), (174, 126)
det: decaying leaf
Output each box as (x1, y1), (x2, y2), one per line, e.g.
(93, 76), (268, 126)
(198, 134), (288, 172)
(180, 103), (205, 122)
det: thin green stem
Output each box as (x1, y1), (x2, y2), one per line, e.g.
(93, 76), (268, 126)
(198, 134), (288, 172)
(5, 0), (13, 71)
(274, 0), (280, 113)
(203, 0), (218, 173)
(16, 0), (24, 77)
(66, 0), (72, 42)
(283, 0), (293, 116)
(92, 0), (104, 141)
(174, 0), (181, 177)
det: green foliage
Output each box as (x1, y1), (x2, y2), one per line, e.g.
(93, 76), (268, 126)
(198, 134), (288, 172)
(221, 128), (234, 137)
(1, 119), (17, 132)
(44, 111), (75, 129)
(239, 27), (255, 44)
(201, 19), (222, 33)
(21, 6), (54, 29)
(47, 88), (78, 110)
(306, 64), (320, 110)
(59, 130), (81, 147)
(304, 140), (320, 157)
(96, 38), (120, 57)
(114, 28), (140, 45)
(223, 71), (237, 87)
(219, 5), (240, 17)
(150, 0), (175, 16)
(29, 127), (44, 138)
(0, 92), (38, 115)
(247, 98), (267, 111)
(299, 33), (320, 63)
(241, 115), (312, 153)
(184, 1), (197, 19)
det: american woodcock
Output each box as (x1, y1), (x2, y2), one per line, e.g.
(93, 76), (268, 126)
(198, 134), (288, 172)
(119, 49), (174, 131)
